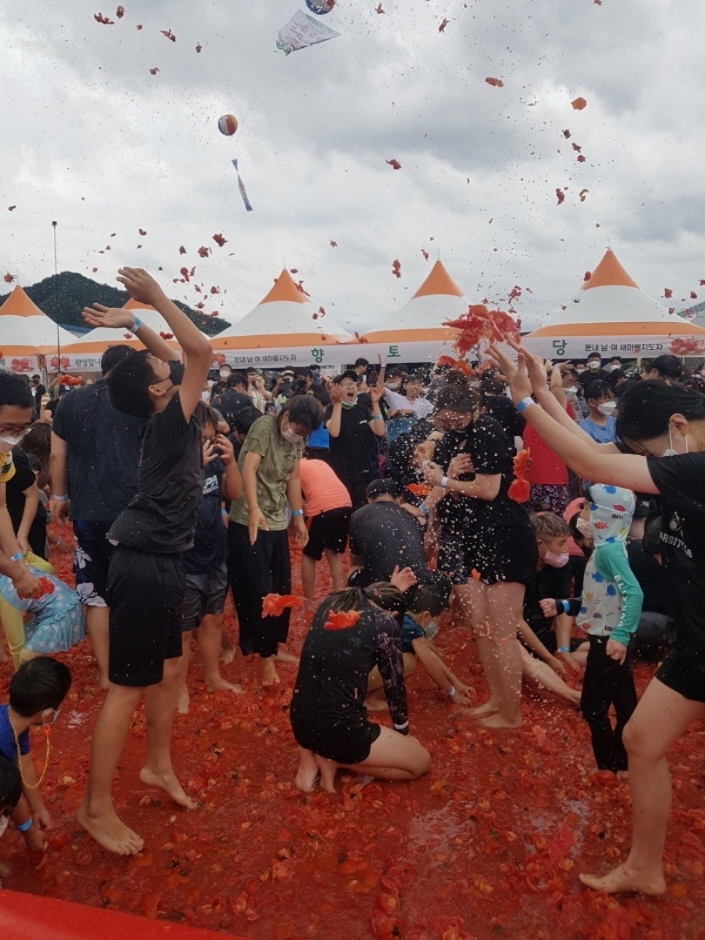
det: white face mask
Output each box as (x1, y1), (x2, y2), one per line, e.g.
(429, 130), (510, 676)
(576, 518), (592, 538)
(564, 386), (578, 398)
(588, 360), (601, 370)
(201, 391), (211, 402)
(219, 370), (230, 379)
(597, 402), (617, 416)
(0, 432), (25, 449)
(663, 427), (689, 458)
(386, 382), (401, 391)
(282, 427), (303, 444)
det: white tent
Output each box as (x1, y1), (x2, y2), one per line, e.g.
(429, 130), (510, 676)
(210, 269), (353, 368)
(524, 249), (705, 360)
(361, 261), (468, 363)
(0, 286), (76, 373)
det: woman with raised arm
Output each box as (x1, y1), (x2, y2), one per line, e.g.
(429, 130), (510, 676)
(488, 339), (705, 896)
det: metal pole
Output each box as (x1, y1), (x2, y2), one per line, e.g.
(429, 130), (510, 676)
(52, 221), (60, 372)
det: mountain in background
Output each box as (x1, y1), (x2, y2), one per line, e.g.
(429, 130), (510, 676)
(0, 271), (231, 336)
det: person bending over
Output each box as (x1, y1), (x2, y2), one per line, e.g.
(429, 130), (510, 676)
(290, 569), (430, 794)
(76, 266), (212, 856)
(299, 457), (352, 606)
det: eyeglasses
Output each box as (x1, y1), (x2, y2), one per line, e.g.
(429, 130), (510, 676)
(0, 424), (32, 436)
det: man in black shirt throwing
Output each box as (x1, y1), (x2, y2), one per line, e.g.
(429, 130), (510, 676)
(76, 267), (212, 856)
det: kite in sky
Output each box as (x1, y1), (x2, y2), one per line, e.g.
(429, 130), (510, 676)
(276, 10), (341, 54)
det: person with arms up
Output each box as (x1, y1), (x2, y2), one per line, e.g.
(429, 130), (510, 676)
(50, 346), (141, 689)
(488, 338), (705, 896)
(75, 266), (212, 856)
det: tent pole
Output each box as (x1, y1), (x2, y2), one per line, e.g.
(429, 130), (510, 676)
(52, 221), (60, 374)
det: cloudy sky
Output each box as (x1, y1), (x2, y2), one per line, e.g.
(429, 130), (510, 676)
(2, 0), (705, 333)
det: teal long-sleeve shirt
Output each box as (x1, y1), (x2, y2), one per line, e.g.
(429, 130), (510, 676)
(575, 541), (644, 646)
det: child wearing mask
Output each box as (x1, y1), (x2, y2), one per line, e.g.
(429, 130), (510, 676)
(580, 380), (618, 443)
(543, 485), (643, 774)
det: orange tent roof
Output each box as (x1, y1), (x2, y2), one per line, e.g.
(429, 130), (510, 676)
(123, 297), (157, 311)
(581, 249), (639, 291)
(412, 260), (464, 299)
(0, 285), (47, 318)
(258, 269), (309, 306)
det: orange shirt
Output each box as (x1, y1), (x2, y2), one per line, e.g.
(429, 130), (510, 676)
(299, 459), (352, 517)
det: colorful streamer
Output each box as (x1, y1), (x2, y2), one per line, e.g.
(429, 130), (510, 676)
(232, 159), (253, 212)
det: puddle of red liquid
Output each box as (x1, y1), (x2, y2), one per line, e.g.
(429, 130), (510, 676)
(2, 528), (704, 939)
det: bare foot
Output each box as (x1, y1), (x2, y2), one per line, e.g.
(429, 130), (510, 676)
(77, 799), (144, 856)
(139, 766), (197, 809)
(314, 754), (338, 794)
(468, 699), (499, 719)
(221, 635), (235, 665)
(206, 676), (244, 695)
(481, 712), (523, 729)
(260, 658), (280, 687)
(273, 649), (300, 665)
(175, 687), (190, 715)
(294, 748), (319, 793)
(579, 862), (667, 896)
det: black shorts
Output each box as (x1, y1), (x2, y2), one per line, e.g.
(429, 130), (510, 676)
(656, 647), (705, 703)
(107, 545), (184, 687)
(291, 707), (381, 765)
(303, 507), (352, 561)
(73, 520), (117, 607)
(181, 562), (229, 632)
(438, 524), (538, 586)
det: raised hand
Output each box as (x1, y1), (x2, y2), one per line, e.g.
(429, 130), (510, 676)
(116, 267), (166, 307)
(82, 303), (135, 331)
(330, 383), (343, 404)
(390, 565), (417, 593)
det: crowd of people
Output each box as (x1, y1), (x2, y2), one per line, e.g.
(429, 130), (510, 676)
(0, 268), (703, 903)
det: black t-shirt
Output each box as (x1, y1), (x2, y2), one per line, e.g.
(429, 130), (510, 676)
(523, 562), (571, 630)
(647, 453), (705, 654)
(52, 381), (141, 522)
(109, 393), (202, 554)
(44, 399), (60, 417)
(349, 501), (430, 584)
(579, 367), (610, 390)
(182, 457), (227, 575)
(325, 402), (375, 485)
(435, 415), (531, 533)
(210, 389), (252, 431)
(5, 449), (47, 558)
(626, 538), (673, 617)
(482, 395), (525, 443)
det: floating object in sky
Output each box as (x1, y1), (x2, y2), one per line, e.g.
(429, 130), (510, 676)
(306, 0), (336, 12)
(571, 96), (587, 110)
(232, 159), (253, 212)
(218, 114), (238, 136)
(276, 10), (341, 54)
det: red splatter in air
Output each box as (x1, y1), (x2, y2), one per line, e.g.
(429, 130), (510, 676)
(159, 332), (174, 340)
(290, 268), (298, 274)
(161, 29), (176, 41)
(324, 611), (361, 631)
(571, 97), (587, 110)
(212, 233), (227, 247)
(555, 188), (565, 205)
(295, 280), (310, 297)
(149, 67), (159, 75)
(577, 154), (586, 163)
(210, 286), (220, 295)
(471, 568), (481, 580)
(262, 594), (302, 617)
(421, 249), (429, 260)
(691, 291), (698, 299)
(444, 305), (520, 357)
(594, 0), (602, 5)
(116, 6), (125, 18)
(386, 159), (402, 170)
(439, 18), (449, 32)
(485, 77), (504, 88)
(198, 246), (211, 258)
(179, 245), (186, 254)
(8, 205), (16, 211)
(583, 271), (592, 282)
(180, 267), (190, 282)
(508, 449), (531, 503)
(136, 23), (142, 29)
(3, 272), (16, 283)
(318, 306), (326, 317)
(562, 129), (571, 139)
(579, 189), (589, 202)
(92, 267), (98, 273)
(664, 288), (673, 299)
(406, 483), (430, 497)
(376, 2), (385, 11)
(572, 143), (582, 153)
(195, 43), (202, 53)
(392, 260), (401, 278)
(94, 12), (115, 25)
(330, 240), (338, 248)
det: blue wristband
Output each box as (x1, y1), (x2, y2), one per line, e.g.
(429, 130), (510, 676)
(371, 414), (383, 421)
(561, 600), (570, 614)
(131, 317), (142, 333)
(17, 818), (33, 833)
(291, 509), (304, 517)
(419, 503), (429, 516)
(52, 493), (68, 502)
(516, 397), (536, 414)
(10, 552), (23, 562)
(557, 646), (571, 654)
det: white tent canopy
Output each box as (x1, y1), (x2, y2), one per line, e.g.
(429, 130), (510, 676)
(0, 285), (76, 373)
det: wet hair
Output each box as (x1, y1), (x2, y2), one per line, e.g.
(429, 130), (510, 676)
(587, 352), (602, 361)
(9, 657), (72, 717)
(367, 477), (403, 500)
(230, 371), (248, 390)
(0, 372), (33, 411)
(584, 379), (613, 403)
(648, 354), (682, 380)
(643, 517), (662, 558)
(233, 405), (261, 436)
(194, 400), (218, 430)
(616, 380), (705, 442)
(334, 370), (359, 385)
(354, 358), (369, 369)
(101, 345), (135, 376)
(530, 511), (571, 541)
(435, 374), (478, 413)
(607, 368), (626, 388)
(20, 422), (51, 469)
(0, 754), (22, 811)
(281, 394), (323, 432)
(105, 349), (159, 418)
(405, 575), (452, 616)
(325, 582), (405, 616)
(480, 376), (504, 397)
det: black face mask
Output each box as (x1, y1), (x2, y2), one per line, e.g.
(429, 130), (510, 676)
(168, 360), (186, 386)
